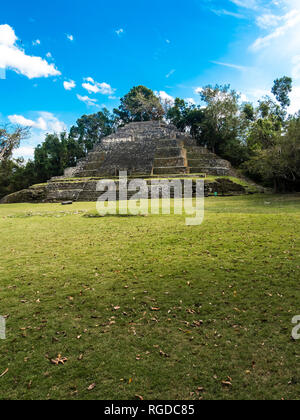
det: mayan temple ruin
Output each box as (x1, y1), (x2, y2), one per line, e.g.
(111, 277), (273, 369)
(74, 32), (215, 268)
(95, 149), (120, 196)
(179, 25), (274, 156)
(63, 121), (232, 178)
(1, 120), (255, 204)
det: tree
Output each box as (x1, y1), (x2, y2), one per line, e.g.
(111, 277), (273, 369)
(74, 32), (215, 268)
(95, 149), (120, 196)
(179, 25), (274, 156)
(246, 118), (280, 151)
(0, 126), (29, 162)
(69, 108), (115, 153)
(272, 76), (292, 109)
(168, 91), (249, 166)
(244, 114), (300, 191)
(33, 132), (80, 182)
(167, 98), (206, 140)
(0, 158), (37, 199)
(243, 95), (286, 152)
(197, 85), (240, 154)
(167, 98), (192, 131)
(114, 86), (164, 123)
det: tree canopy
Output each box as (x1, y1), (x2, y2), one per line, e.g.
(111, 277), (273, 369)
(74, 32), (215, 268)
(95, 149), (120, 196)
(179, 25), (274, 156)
(114, 85), (164, 123)
(69, 108), (115, 153)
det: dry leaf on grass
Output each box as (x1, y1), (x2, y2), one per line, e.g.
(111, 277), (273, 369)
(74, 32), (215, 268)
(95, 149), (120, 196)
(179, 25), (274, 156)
(51, 354), (68, 365)
(0, 368), (8, 378)
(221, 381), (232, 387)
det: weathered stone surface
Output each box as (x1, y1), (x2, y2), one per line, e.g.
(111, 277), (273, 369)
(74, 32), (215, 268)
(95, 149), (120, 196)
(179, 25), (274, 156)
(62, 121), (233, 178)
(205, 178), (246, 195)
(42, 178), (249, 203)
(0, 186), (47, 204)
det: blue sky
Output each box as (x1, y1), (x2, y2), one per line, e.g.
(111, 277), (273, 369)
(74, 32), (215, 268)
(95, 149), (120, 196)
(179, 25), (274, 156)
(1, 0), (300, 158)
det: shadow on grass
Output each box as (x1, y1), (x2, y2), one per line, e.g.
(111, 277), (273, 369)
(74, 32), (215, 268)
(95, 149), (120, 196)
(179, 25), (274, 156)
(83, 212), (148, 218)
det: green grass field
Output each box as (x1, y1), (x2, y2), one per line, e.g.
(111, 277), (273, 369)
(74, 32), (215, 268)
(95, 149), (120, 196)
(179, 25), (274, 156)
(0, 194), (299, 400)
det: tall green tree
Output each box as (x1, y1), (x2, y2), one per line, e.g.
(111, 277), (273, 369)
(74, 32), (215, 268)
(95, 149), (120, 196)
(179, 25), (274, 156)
(245, 77), (293, 153)
(167, 98), (205, 140)
(114, 86), (164, 123)
(244, 116), (300, 191)
(33, 132), (84, 182)
(197, 85), (242, 157)
(272, 76), (292, 109)
(69, 108), (115, 153)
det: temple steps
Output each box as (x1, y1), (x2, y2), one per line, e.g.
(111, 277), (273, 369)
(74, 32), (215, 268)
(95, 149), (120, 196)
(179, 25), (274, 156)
(154, 147), (182, 158)
(154, 157), (185, 167)
(188, 158), (231, 166)
(152, 166), (188, 175)
(154, 139), (181, 147)
(189, 167), (231, 176)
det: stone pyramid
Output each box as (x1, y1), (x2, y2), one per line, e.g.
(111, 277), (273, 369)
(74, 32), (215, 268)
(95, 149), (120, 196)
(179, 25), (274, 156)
(63, 121), (232, 178)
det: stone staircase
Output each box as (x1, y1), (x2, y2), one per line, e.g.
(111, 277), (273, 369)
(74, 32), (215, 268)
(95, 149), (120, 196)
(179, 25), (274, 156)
(186, 147), (232, 176)
(152, 139), (188, 175)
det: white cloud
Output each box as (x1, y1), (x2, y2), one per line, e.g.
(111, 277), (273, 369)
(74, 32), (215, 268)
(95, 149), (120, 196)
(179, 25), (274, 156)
(230, 0), (258, 10)
(211, 9), (246, 19)
(0, 24), (60, 79)
(77, 94), (99, 107)
(46, 52), (52, 58)
(63, 80), (76, 90)
(115, 29), (124, 36)
(96, 82), (115, 95)
(8, 112), (67, 133)
(251, 9), (300, 51)
(166, 39), (171, 44)
(256, 14), (282, 28)
(85, 76), (94, 83)
(238, 92), (249, 102)
(8, 115), (36, 127)
(166, 69), (176, 78)
(67, 34), (74, 41)
(82, 82), (100, 94)
(195, 87), (203, 94)
(211, 61), (248, 71)
(288, 85), (300, 113)
(32, 39), (41, 46)
(13, 146), (35, 159)
(0, 24), (17, 46)
(246, 88), (270, 101)
(9, 112), (67, 159)
(247, 2), (300, 87)
(82, 78), (116, 95)
(155, 91), (175, 105)
(185, 98), (196, 106)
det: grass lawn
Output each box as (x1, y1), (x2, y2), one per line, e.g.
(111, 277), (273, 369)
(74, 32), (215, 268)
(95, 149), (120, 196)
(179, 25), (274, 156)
(0, 194), (299, 400)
